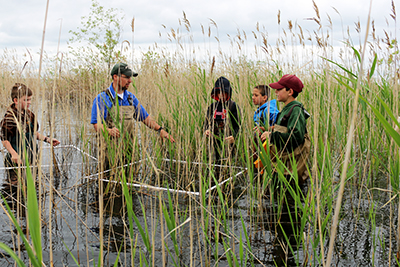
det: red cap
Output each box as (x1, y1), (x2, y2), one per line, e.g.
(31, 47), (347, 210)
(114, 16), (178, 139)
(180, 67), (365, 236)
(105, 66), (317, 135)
(269, 74), (304, 93)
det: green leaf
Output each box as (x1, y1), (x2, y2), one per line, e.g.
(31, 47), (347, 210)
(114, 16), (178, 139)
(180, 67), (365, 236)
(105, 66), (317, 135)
(321, 56), (357, 78)
(121, 173), (151, 253)
(0, 243), (27, 267)
(351, 46), (362, 63)
(369, 53), (377, 79)
(25, 157), (42, 264)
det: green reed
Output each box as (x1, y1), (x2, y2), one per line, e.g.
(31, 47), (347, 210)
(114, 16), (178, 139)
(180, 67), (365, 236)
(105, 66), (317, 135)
(0, 2), (399, 265)
(0, 151), (44, 267)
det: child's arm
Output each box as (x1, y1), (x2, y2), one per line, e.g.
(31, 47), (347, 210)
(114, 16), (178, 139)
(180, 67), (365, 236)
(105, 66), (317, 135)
(260, 131), (271, 142)
(36, 132), (61, 147)
(253, 126), (266, 137)
(203, 104), (213, 137)
(1, 140), (21, 164)
(270, 107), (305, 150)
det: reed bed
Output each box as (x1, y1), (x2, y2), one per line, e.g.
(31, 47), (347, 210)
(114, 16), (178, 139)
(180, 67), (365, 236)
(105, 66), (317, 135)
(0, 2), (399, 266)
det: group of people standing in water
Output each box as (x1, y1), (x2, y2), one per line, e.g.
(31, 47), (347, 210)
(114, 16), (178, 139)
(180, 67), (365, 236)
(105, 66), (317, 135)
(0, 62), (310, 189)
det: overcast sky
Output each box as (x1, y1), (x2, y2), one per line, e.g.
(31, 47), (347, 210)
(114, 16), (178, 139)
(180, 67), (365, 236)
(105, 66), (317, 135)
(0, 0), (398, 63)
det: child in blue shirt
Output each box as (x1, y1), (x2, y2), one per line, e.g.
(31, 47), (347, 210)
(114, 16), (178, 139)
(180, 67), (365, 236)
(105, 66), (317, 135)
(252, 85), (279, 134)
(252, 85), (279, 159)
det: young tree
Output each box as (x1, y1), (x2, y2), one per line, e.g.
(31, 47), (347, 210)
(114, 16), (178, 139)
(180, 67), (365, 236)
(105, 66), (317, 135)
(69, 0), (125, 70)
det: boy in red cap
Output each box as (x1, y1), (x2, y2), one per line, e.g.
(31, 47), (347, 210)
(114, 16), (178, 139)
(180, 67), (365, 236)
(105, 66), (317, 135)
(257, 74), (310, 182)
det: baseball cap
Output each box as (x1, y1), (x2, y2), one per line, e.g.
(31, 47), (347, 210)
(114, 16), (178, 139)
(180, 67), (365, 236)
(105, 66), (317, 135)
(269, 74), (304, 93)
(110, 63), (138, 77)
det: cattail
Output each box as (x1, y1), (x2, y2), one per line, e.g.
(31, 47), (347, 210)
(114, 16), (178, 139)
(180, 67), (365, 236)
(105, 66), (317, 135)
(355, 20), (361, 33)
(391, 0), (396, 21)
(182, 11), (191, 32)
(210, 56), (215, 75)
(164, 61), (170, 77)
(277, 10), (281, 25)
(312, 0), (320, 20)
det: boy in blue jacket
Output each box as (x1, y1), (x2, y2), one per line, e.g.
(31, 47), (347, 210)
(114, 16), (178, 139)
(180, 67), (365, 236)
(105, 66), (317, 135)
(252, 85), (279, 160)
(252, 85), (279, 136)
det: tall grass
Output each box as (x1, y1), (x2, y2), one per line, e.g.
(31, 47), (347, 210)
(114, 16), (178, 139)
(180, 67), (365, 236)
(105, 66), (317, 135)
(0, 1), (399, 266)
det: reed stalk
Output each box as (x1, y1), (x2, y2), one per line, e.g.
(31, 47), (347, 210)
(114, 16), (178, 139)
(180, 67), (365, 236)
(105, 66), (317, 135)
(325, 1), (373, 265)
(0, 4), (399, 266)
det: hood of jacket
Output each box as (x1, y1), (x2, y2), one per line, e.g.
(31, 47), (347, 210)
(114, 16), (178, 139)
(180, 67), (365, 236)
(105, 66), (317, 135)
(211, 76), (232, 101)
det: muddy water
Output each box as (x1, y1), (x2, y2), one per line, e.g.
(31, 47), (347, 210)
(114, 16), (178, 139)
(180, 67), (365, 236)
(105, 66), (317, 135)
(0, 140), (396, 266)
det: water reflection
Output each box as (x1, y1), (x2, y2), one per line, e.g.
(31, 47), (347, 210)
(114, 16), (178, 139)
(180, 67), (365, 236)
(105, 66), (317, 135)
(252, 175), (309, 266)
(0, 141), (394, 266)
(1, 163), (28, 215)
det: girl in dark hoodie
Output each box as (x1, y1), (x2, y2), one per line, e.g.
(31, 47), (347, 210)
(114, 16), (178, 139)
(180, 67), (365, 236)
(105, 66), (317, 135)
(204, 76), (241, 163)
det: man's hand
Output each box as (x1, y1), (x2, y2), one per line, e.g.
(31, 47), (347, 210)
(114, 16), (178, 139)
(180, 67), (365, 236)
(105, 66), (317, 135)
(204, 130), (211, 137)
(225, 136), (235, 144)
(107, 127), (120, 138)
(160, 129), (175, 143)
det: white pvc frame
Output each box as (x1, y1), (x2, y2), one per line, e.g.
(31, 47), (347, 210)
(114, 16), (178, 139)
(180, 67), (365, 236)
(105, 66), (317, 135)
(0, 144), (247, 196)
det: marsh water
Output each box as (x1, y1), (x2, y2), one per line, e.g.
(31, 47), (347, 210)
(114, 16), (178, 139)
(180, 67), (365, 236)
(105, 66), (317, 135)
(0, 129), (395, 266)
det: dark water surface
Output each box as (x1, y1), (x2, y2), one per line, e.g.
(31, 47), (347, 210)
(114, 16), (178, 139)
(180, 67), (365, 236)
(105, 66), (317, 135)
(0, 141), (396, 266)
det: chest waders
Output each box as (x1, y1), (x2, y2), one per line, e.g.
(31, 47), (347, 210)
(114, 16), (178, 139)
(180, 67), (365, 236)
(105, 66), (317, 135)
(102, 94), (137, 181)
(254, 105), (311, 183)
(270, 125), (311, 183)
(5, 121), (36, 186)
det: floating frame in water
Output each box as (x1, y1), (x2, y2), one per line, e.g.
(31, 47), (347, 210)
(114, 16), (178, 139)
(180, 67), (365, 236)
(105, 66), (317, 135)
(85, 158), (247, 197)
(0, 144), (247, 196)
(0, 144), (97, 170)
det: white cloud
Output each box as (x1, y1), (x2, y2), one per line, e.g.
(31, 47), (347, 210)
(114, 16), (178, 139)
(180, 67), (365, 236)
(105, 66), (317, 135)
(0, 0), (397, 60)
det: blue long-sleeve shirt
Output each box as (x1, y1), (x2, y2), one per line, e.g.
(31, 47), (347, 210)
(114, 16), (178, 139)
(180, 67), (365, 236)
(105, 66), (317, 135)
(90, 83), (149, 124)
(253, 99), (279, 127)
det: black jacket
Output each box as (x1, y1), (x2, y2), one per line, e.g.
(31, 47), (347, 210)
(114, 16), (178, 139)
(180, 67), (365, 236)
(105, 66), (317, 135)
(203, 99), (240, 138)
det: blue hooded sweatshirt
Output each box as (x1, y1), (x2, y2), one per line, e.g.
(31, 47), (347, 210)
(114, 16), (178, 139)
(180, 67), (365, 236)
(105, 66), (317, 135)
(253, 99), (279, 127)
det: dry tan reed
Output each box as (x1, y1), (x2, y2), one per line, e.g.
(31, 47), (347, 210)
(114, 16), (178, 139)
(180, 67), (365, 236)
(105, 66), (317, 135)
(0, 4), (399, 266)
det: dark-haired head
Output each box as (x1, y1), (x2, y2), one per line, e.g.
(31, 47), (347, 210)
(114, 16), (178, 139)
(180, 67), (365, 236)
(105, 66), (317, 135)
(286, 87), (299, 98)
(254, 85), (270, 98)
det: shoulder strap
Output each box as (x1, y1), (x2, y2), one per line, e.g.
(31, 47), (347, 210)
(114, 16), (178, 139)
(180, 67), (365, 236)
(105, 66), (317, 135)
(103, 89), (116, 105)
(280, 104), (301, 127)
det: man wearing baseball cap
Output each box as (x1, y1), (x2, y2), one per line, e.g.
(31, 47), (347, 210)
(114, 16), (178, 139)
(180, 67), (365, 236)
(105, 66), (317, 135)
(256, 74), (310, 183)
(91, 63), (175, 172)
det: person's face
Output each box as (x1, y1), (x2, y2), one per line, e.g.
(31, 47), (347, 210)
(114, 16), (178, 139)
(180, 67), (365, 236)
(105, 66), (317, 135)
(115, 74), (132, 91)
(217, 91), (224, 101)
(14, 95), (32, 110)
(275, 87), (292, 103)
(252, 88), (267, 106)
